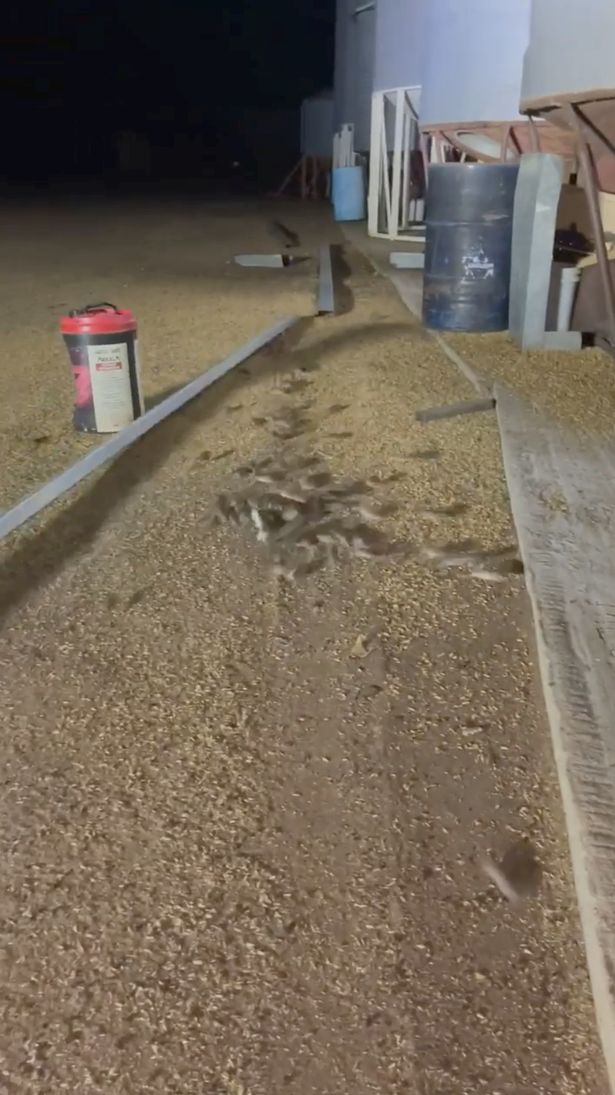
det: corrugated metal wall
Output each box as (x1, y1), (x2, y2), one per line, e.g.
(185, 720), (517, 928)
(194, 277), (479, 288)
(522, 0), (615, 105)
(419, 0), (531, 125)
(372, 0), (425, 93)
(333, 0), (376, 150)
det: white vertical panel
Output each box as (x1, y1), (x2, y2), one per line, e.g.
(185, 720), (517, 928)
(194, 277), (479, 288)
(372, 0), (426, 93)
(300, 93), (334, 158)
(333, 0), (376, 151)
(522, 0), (615, 105)
(420, 0), (531, 125)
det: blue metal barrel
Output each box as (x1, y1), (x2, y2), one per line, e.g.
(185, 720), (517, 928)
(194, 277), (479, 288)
(422, 163), (519, 331)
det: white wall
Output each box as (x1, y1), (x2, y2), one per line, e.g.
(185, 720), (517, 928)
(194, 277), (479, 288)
(372, 0), (425, 93)
(333, 0), (376, 150)
(522, 0), (615, 105)
(420, 0), (531, 125)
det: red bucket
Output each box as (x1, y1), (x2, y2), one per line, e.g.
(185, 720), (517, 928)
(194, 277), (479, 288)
(60, 303), (143, 433)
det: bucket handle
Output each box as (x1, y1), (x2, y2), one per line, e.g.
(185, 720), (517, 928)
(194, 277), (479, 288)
(68, 302), (120, 318)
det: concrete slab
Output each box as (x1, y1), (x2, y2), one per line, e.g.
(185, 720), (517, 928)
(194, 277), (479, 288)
(496, 384), (615, 1093)
(390, 252), (425, 269)
(234, 254), (286, 267)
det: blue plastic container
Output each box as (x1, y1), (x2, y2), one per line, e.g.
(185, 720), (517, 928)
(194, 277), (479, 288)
(332, 166), (366, 222)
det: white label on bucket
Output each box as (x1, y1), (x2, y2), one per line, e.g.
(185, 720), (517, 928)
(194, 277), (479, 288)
(88, 342), (134, 433)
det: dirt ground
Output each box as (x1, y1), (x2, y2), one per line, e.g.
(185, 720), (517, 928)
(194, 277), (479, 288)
(0, 198), (609, 1094)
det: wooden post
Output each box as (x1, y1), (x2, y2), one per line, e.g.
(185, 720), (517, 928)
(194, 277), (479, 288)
(567, 104), (615, 348)
(275, 157), (302, 198)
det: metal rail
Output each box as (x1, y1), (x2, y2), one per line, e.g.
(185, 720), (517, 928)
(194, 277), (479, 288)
(317, 245), (335, 315)
(0, 315), (299, 542)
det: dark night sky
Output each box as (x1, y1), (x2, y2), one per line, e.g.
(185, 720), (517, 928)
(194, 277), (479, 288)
(1, 0), (335, 185)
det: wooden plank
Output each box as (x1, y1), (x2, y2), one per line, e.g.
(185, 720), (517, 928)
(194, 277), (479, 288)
(496, 384), (615, 1093)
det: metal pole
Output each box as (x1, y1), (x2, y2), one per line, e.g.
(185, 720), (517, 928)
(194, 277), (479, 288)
(566, 104), (615, 347)
(317, 245), (335, 315)
(527, 114), (540, 153)
(416, 397), (495, 423)
(572, 104), (615, 157)
(419, 131), (430, 186)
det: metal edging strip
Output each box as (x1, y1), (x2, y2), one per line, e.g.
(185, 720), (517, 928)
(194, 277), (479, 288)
(0, 315), (299, 543)
(317, 244), (335, 315)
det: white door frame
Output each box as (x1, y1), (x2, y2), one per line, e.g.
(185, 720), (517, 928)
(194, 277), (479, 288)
(368, 86), (422, 239)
